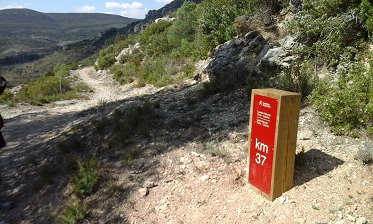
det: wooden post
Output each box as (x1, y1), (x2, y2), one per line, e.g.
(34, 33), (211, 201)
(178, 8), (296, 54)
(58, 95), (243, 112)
(247, 89), (301, 201)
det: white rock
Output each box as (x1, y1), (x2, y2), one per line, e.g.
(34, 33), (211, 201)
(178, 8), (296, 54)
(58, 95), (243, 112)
(278, 196), (286, 204)
(298, 129), (313, 140)
(356, 217), (367, 224)
(191, 151), (201, 157)
(293, 218), (306, 223)
(200, 175), (210, 182)
(143, 181), (156, 188)
(347, 215), (356, 222)
(138, 187), (149, 197)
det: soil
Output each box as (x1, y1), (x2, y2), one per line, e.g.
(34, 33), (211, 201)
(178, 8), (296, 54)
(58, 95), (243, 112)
(0, 66), (372, 224)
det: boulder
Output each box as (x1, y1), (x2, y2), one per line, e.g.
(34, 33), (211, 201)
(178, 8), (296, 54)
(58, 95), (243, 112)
(115, 43), (141, 63)
(204, 31), (268, 91)
(203, 32), (298, 91)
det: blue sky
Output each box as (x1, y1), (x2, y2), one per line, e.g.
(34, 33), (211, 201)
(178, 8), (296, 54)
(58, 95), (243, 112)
(0, 0), (173, 19)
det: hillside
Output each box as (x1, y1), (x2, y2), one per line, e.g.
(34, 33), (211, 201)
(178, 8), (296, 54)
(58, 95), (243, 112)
(0, 8), (140, 58)
(0, 67), (371, 223)
(0, 0), (372, 222)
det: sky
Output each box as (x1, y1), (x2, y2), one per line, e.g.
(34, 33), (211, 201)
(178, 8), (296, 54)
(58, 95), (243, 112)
(0, 0), (173, 19)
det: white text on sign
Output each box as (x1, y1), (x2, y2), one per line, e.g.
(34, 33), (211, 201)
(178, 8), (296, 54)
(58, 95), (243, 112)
(255, 138), (268, 166)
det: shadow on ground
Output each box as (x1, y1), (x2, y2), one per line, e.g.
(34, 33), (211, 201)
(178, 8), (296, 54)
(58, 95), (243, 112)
(293, 149), (344, 186)
(0, 86), (249, 223)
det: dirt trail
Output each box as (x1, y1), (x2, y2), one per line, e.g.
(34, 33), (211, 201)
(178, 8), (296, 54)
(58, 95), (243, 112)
(0, 67), (123, 160)
(0, 67), (372, 224)
(1, 67), (156, 119)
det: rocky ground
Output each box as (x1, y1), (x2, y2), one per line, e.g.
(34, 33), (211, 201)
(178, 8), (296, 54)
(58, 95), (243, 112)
(0, 67), (372, 224)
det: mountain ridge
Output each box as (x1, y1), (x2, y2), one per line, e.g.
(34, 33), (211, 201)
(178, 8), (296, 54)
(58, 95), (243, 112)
(0, 8), (140, 57)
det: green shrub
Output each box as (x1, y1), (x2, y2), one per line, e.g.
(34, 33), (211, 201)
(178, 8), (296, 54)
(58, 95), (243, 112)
(197, 0), (256, 52)
(139, 20), (172, 57)
(112, 63), (138, 85)
(358, 0), (373, 38)
(355, 143), (373, 164)
(96, 53), (116, 70)
(287, 0), (370, 64)
(15, 76), (71, 105)
(203, 140), (228, 158)
(310, 59), (373, 136)
(71, 158), (99, 197)
(122, 148), (142, 163)
(91, 116), (109, 135)
(52, 197), (86, 224)
(139, 20), (172, 44)
(0, 90), (15, 106)
(167, 1), (198, 48)
(13, 63), (86, 105)
(276, 60), (319, 99)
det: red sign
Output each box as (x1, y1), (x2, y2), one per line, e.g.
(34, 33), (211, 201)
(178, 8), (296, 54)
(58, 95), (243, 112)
(248, 94), (278, 195)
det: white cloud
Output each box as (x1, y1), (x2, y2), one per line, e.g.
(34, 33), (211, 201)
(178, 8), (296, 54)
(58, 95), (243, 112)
(76, 5), (96, 13)
(105, 2), (147, 18)
(105, 2), (144, 10)
(154, 0), (173, 4)
(0, 4), (27, 10)
(118, 9), (147, 18)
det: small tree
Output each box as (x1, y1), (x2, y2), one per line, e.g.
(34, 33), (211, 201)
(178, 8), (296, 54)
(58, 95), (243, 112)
(53, 64), (71, 94)
(167, 1), (198, 47)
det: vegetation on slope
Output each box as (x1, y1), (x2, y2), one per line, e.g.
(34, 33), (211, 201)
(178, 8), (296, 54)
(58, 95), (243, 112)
(2, 1), (372, 222)
(3, 0), (372, 136)
(287, 0), (373, 136)
(0, 63), (90, 106)
(95, 0), (372, 136)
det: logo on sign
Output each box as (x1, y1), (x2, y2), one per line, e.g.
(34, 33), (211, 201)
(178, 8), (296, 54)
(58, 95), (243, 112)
(259, 100), (271, 108)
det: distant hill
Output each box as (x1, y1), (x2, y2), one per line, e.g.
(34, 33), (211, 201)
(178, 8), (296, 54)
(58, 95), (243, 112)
(0, 0), (203, 85)
(0, 8), (140, 57)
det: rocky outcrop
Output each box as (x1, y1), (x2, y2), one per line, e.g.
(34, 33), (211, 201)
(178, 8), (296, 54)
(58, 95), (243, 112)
(131, 0), (203, 33)
(203, 31), (298, 91)
(259, 35), (299, 68)
(204, 31), (266, 89)
(115, 43), (141, 63)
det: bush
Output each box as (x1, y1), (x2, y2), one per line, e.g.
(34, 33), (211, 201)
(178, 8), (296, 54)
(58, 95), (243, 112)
(275, 60), (319, 99)
(197, 0), (256, 52)
(167, 1), (198, 48)
(139, 20), (172, 57)
(355, 142), (373, 164)
(358, 0), (373, 38)
(71, 158), (99, 197)
(13, 64), (87, 105)
(57, 135), (83, 154)
(15, 76), (71, 105)
(310, 59), (373, 136)
(96, 53), (116, 70)
(0, 90), (15, 106)
(287, 0), (370, 65)
(52, 198), (86, 224)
